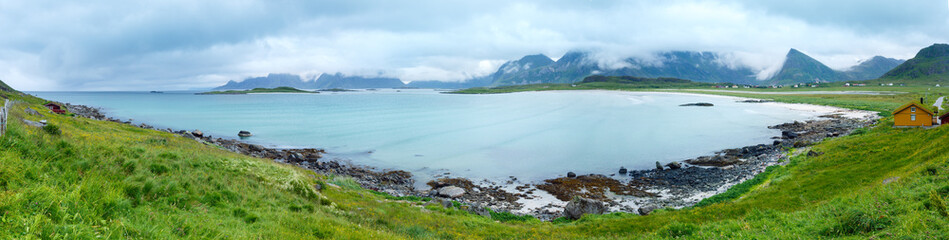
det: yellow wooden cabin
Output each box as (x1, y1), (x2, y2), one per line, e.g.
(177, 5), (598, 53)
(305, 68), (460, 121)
(893, 102), (935, 127)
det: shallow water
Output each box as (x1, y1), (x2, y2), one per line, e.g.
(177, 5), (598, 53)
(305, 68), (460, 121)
(32, 89), (828, 184)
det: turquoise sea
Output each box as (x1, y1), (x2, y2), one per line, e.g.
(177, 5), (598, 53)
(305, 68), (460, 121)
(32, 89), (828, 184)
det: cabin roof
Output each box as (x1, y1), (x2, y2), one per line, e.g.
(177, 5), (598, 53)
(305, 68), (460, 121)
(892, 102), (934, 116)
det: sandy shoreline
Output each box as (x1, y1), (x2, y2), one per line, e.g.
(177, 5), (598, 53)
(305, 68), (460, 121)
(63, 90), (880, 220)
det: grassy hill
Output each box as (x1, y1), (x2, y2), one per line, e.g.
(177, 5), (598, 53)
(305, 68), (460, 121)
(1, 79), (948, 238)
(874, 43), (949, 85)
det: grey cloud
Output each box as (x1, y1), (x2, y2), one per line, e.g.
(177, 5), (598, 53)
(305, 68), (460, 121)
(0, 0), (947, 90)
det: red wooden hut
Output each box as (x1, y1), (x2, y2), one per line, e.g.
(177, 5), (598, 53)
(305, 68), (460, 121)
(44, 103), (66, 114)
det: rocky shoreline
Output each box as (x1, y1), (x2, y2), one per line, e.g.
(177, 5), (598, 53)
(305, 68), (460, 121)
(63, 101), (877, 221)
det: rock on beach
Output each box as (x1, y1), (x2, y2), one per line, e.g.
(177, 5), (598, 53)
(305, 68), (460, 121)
(563, 197), (607, 220)
(437, 186), (466, 198)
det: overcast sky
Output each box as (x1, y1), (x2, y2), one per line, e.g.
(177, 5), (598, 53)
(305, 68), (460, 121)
(1, 0), (947, 91)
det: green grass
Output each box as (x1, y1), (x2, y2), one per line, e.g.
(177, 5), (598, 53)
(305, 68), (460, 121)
(2, 83), (949, 238)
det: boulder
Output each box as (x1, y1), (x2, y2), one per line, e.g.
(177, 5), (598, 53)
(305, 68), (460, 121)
(638, 204), (659, 215)
(563, 197), (607, 220)
(24, 108), (42, 116)
(466, 203), (491, 217)
(665, 161), (682, 170)
(238, 130), (252, 137)
(807, 150), (823, 157)
(21, 119), (46, 127)
(437, 186), (466, 198)
(618, 167), (627, 174)
(248, 144), (265, 152)
(191, 130), (204, 138)
(439, 198), (454, 209)
(180, 132), (200, 141)
(782, 131), (798, 139)
(655, 161), (663, 170)
(566, 172), (577, 178)
(423, 198), (454, 209)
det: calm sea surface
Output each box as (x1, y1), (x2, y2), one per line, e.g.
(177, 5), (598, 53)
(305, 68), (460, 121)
(31, 89), (825, 184)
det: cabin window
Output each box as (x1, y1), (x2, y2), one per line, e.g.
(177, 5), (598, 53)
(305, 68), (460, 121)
(911, 107), (916, 112)
(911, 114), (916, 121)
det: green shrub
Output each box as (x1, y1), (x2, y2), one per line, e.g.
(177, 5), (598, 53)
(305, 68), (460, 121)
(821, 209), (891, 236)
(660, 222), (698, 238)
(232, 208), (259, 224)
(149, 163), (170, 175)
(929, 192), (948, 218)
(550, 217), (573, 224)
(850, 128), (868, 135)
(489, 209), (535, 222)
(925, 166), (939, 176)
(42, 124), (61, 135)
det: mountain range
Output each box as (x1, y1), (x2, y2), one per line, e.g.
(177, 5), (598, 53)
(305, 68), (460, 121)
(213, 73), (405, 90)
(877, 43), (949, 83)
(213, 49), (906, 90)
(769, 49), (905, 84)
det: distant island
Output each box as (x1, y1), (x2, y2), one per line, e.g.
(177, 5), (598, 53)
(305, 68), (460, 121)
(197, 87), (317, 95)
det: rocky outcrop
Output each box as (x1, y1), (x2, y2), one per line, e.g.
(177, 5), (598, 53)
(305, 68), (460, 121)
(426, 178), (521, 209)
(22, 119), (46, 127)
(537, 174), (656, 202)
(436, 186), (466, 198)
(563, 197), (608, 220)
(65, 104), (105, 120)
(24, 108), (42, 116)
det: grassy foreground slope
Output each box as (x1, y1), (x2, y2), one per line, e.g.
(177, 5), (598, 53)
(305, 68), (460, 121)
(1, 85), (948, 239)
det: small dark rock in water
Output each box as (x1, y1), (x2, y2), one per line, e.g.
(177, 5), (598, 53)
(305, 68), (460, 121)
(679, 102), (714, 107)
(638, 204), (659, 215)
(563, 197), (607, 220)
(566, 172), (576, 178)
(655, 161), (663, 170)
(238, 130), (252, 137)
(618, 167), (627, 174)
(665, 161), (682, 170)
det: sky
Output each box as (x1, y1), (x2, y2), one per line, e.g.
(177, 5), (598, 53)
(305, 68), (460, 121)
(1, 0), (947, 91)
